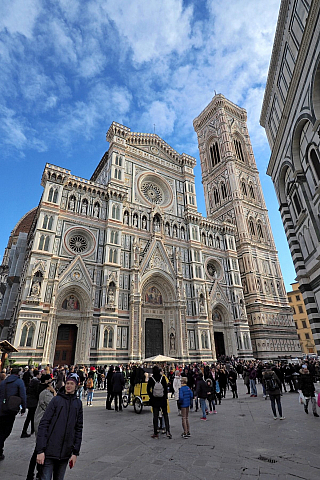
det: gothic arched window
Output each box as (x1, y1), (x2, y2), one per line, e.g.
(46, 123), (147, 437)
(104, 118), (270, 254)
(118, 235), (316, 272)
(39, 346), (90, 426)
(20, 323), (35, 347)
(221, 182), (227, 199)
(103, 328), (114, 348)
(241, 181), (247, 196)
(310, 148), (320, 183)
(257, 222), (264, 239)
(53, 189), (58, 203)
(48, 187), (54, 202)
(44, 236), (50, 251)
(209, 141), (221, 167)
(213, 188), (220, 204)
(234, 138), (245, 162)
(248, 219), (255, 236)
(42, 215), (48, 229)
(48, 216), (53, 230)
(249, 184), (255, 199)
(38, 235), (45, 250)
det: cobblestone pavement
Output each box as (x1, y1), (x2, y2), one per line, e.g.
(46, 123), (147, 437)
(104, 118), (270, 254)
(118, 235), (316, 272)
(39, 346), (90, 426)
(1, 381), (320, 480)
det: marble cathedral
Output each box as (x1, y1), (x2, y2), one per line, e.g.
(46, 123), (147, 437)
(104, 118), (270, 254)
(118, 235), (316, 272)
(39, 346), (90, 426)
(0, 95), (301, 365)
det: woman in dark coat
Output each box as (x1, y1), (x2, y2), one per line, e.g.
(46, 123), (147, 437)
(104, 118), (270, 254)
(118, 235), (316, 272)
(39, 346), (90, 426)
(147, 366), (171, 439)
(262, 366), (284, 420)
(298, 365), (319, 417)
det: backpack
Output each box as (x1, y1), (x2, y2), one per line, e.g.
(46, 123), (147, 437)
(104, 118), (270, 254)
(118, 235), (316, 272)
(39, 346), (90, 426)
(265, 377), (277, 391)
(152, 376), (164, 397)
(86, 377), (94, 389)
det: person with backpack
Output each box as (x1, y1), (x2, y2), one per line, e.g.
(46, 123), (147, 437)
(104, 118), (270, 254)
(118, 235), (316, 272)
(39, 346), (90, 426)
(86, 368), (95, 406)
(147, 365), (172, 439)
(111, 366), (125, 411)
(262, 365), (285, 420)
(0, 367), (27, 461)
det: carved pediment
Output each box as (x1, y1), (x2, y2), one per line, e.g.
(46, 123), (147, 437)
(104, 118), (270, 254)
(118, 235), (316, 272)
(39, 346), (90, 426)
(57, 255), (92, 294)
(140, 238), (176, 278)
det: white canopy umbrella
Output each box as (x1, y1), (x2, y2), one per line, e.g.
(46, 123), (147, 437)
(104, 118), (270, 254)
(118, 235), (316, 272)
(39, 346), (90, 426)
(143, 354), (178, 363)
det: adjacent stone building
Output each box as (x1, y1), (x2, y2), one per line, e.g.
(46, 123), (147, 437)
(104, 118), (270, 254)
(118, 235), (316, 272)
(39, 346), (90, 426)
(0, 96), (300, 365)
(260, 0), (320, 353)
(287, 282), (316, 354)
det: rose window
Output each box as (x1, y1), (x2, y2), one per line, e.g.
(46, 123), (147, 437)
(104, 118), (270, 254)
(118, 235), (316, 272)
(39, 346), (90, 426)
(141, 182), (163, 204)
(69, 235), (88, 253)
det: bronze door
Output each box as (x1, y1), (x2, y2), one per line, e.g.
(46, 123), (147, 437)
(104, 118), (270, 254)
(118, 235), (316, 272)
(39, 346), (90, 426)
(54, 324), (77, 366)
(214, 331), (225, 357)
(145, 319), (163, 358)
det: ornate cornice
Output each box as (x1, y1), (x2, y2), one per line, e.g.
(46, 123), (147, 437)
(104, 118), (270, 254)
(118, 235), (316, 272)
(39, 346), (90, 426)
(193, 94), (247, 132)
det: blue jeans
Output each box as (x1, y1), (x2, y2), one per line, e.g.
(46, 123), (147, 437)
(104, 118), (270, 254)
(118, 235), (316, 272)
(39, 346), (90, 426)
(250, 379), (257, 396)
(77, 386), (83, 401)
(40, 458), (68, 480)
(200, 398), (207, 418)
(87, 390), (94, 403)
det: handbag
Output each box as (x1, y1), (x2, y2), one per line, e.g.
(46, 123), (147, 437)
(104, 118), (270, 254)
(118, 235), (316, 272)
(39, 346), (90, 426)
(2, 383), (22, 414)
(298, 391), (306, 405)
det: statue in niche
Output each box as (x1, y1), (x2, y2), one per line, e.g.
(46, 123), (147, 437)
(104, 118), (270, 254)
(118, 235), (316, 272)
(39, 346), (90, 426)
(142, 217), (147, 229)
(181, 228), (185, 239)
(93, 205), (99, 218)
(81, 202), (87, 214)
(133, 214), (138, 227)
(107, 288), (115, 306)
(124, 212), (129, 225)
(31, 282), (41, 296)
(173, 225), (178, 238)
(165, 223), (170, 235)
(170, 332), (176, 351)
(154, 217), (160, 232)
(68, 197), (75, 211)
(62, 294), (80, 310)
(199, 293), (205, 313)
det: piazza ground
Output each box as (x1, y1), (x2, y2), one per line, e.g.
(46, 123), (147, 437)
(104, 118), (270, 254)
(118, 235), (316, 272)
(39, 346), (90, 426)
(1, 381), (320, 480)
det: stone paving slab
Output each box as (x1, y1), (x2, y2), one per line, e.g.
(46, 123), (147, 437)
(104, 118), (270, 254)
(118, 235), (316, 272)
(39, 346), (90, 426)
(1, 381), (320, 479)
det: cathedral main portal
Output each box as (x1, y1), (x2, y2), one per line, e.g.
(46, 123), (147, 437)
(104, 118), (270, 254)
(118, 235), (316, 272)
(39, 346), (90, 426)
(145, 318), (163, 358)
(54, 324), (77, 366)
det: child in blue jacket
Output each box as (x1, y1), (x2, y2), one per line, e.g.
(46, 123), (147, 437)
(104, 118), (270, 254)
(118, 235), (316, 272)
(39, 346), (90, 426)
(179, 377), (193, 438)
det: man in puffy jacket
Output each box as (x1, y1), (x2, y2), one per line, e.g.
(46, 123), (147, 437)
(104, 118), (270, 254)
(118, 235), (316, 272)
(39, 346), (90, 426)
(36, 373), (83, 479)
(0, 367), (27, 461)
(195, 372), (208, 420)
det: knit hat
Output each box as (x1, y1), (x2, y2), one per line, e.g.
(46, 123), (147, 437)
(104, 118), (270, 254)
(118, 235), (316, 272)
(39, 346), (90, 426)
(66, 373), (79, 385)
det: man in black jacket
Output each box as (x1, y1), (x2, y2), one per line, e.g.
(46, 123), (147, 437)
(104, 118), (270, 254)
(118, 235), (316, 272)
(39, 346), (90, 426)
(299, 364), (319, 417)
(36, 373), (83, 479)
(21, 368), (41, 438)
(111, 366), (125, 412)
(195, 372), (208, 420)
(0, 367), (27, 461)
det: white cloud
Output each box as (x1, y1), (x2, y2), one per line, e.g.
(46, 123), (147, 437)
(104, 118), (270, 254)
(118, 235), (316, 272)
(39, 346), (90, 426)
(0, 0), (41, 38)
(139, 101), (176, 137)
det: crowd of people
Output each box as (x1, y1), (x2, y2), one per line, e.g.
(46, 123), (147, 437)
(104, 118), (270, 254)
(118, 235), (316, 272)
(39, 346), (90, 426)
(0, 356), (319, 478)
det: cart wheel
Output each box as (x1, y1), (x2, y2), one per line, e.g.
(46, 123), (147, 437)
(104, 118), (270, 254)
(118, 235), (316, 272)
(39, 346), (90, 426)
(134, 397), (143, 414)
(122, 395), (129, 408)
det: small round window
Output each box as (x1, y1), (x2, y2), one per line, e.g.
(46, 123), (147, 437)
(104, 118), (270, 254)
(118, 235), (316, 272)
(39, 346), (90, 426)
(69, 234), (88, 253)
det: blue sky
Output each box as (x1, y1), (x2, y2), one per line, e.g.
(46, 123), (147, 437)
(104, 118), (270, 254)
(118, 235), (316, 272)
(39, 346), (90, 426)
(0, 0), (296, 290)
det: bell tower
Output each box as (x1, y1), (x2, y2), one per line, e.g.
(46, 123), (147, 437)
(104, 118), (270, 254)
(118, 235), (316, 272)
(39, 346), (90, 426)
(194, 94), (300, 359)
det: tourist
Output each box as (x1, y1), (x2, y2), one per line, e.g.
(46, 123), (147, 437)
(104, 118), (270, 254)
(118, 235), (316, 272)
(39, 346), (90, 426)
(249, 363), (257, 397)
(21, 368), (41, 438)
(86, 367), (96, 406)
(228, 367), (238, 398)
(206, 378), (217, 413)
(111, 366), (125, 412)
(173, 370), (182, 415)
(147, 365), (171, 439)
(298, 364), (319, 417)
(0, 367), (27, 461)
(106, 365), (114, 409)
(179, 376), (193, 438)
(26, 374), (57, 480)
(195, 372), (208, 420)
(262, 365), (285, 420)
(36, 373), (83, 479)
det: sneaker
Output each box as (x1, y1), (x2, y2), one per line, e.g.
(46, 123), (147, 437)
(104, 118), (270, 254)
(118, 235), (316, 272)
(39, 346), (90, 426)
(213, 410), (217, 414)
(314, 413), (319, 417)
(200, 417), (207, 421)
(151, 434), (159, 439)
(279, 416), (285, 420)
(182, 434), (188, 439)
(20, 432), (31, 438)
(209, 411), (213, 414)
(166, 433), (172, 439)
(161, 429), (166, 434)
(186, 432), (191, 437)
(253, 395), (257, 397)
(273, 416), (277, 420)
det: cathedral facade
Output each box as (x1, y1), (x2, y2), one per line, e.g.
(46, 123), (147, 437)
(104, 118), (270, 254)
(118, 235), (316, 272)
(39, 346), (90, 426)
(0, 96), (300, 365)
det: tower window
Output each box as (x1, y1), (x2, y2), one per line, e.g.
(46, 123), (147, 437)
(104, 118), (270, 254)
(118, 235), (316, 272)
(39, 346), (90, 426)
(310, 149), (320, 182)
(241, 181), (247, 196)
(221, 182), (227, 199)
(249, 184), (255, 199)
(249, 219), (255, 236)
(234, 139), (245, 162)
(257, 223), (264, 239)
(293, 193), (302, 216)
(209, 141), (221, 167)
(213, 188), (220, 204)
